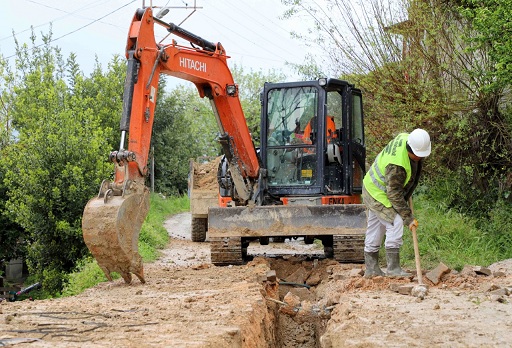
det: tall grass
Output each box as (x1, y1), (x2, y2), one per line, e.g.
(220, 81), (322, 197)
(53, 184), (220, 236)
(139, 194), (190, 262)
(400, 194), (512, 271)
(62, 194), (189, 297)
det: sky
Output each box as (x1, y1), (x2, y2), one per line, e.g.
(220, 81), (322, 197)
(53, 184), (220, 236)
(0, 0), (312, 87)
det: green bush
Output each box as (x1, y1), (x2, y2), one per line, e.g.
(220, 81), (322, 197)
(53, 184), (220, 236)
(61, 258), (113, 297)
(400, 191), (511, 271)
(481, 199), (512, 256)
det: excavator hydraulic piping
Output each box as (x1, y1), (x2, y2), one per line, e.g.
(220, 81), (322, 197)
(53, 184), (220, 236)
(154, 17), (217, 52)
(120, 51), (139, 133)
(146, 48), (164, 90)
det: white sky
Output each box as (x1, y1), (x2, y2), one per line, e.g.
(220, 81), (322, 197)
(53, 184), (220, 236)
(0, 0), (312, 87)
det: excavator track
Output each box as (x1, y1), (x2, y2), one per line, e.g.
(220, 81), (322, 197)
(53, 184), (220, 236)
(210, 237), (245, 266)
(333, 234), (365, 263)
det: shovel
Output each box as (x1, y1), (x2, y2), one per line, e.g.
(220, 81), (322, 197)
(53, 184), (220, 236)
(411, 225), (424, 284)
(409, 197), (428, 298)
(411, 225), (428, 298)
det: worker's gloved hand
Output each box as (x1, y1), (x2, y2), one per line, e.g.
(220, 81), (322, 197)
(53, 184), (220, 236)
(409, 219), (418, 231)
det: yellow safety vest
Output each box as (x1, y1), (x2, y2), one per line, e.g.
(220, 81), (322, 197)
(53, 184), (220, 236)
(363, 133), (411, 208)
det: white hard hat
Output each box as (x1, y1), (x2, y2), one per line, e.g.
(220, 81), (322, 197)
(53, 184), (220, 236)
(407, 129), (431, 157)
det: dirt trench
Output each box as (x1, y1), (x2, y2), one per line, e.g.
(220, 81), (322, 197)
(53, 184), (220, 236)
(1, 212), (512, 347)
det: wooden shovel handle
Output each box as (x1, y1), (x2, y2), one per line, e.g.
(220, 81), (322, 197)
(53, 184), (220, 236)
(411, 225), (423, 284)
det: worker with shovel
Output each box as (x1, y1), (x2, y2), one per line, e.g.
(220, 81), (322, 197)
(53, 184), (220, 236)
(362, 129), (431, 278)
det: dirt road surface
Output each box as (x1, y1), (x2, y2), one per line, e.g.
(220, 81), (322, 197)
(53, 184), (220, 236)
(1, 212), (512, 347)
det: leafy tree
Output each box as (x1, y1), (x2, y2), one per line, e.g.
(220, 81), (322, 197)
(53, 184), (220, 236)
(458, 0), (512, 93)
(0, 166), (25, 262)
(0, 32), (121, 292)
(281, 0), (512, 213)
(229, 64), (286, 145)
(454, 0), (512, 204)
(77, 55), (127, 151)
(0, 55), (26, 262)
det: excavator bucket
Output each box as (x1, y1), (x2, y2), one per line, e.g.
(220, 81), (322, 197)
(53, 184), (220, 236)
(82, 188), (150, 284)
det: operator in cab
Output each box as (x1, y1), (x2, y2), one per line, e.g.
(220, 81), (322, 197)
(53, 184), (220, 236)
(294, 116), (337, 144)
(362, 129), (432, 278)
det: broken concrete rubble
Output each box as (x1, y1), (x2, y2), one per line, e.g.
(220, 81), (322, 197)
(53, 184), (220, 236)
(460, 265), (477, 277)
(489, 288), (508, 296)
(425, 262), (451, 285)
(474, 266), (492, 276)
(480, 283), (500, 292)
(493, 271), (506, 277)
(349, 268), (364, 277)
(397, 284), (415, 295)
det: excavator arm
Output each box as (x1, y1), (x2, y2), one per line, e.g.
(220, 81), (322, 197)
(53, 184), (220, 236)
(118, 7), (259, 198)
(82, 7), (260, 283)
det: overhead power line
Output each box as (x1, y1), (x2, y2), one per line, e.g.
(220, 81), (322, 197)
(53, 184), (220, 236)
(191, 0), (305, 67)
(4, 0), (137, 59)
(1, 0), (107, 42)
(50, 1), (136, 42)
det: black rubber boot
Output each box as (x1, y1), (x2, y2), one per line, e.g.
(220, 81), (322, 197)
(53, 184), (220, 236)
(385, 248), (411, 277)
(364, 251), (385, 278)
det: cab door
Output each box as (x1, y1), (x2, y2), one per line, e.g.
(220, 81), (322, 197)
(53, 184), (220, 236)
(349, 90), (365, 194)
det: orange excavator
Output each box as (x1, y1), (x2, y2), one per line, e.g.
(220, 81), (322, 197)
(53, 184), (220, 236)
(82, 7), (368, 283)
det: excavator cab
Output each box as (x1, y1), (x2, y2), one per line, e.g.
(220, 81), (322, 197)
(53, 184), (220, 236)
(260, 78), (365, 200)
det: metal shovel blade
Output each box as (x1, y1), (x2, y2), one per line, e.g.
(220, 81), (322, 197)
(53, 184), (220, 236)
(82, 188), (150, 284)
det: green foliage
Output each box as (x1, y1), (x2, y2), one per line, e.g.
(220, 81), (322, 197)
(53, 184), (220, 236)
(0, 164), (25, 261)
(0, 52), (29, 263)
(459, 0), (512, 93)
(137, 194), (190, 263)
(482, 199), (512, 253)
(61, 258), (113, 298)
(78, 55), (126, 150)
(61, 194), (189, 297)
(0, 55), (14, 148)
(0, 31), (124, 293)
(400, 193), (511, 271)
(230, 64), (286, 145)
